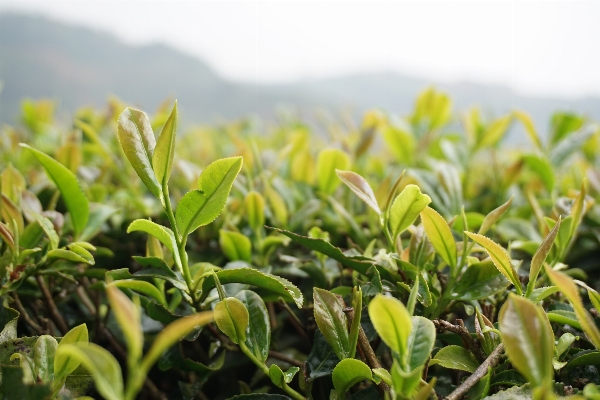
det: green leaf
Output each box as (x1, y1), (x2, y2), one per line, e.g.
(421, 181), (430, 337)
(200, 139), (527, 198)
(499, 293), (554, 387)
(214, 297), (249, 344)
(152, 101), (177, 186)
(513, 111), (542, 149)
(390, 184), (431, 238)
(56, 343), (123, 400)
(106, 285), (143, 366)
(117, 107), (162, 198)
(527, 218), (561, 293)
(270, 227), (399, 283)
(545, 266), (600, 349)
(478, 197), (513, 236)
(406, 316), (435, 371)
(336, 170), (380, 214)
(33, 335), (58, 383)
(522, 154), (554, 192)
(54, 323), (89, 381)
(268, 364), (299, 388)
(245, 191), (265, 232)
(348, 286), (362, 359)
(127, 219), (180, 268)
(20, 144), (89, 237)
(368, 294), (412, 357)
(47, 248), (93, 265)
(313, 288), (350, 360)
(235, 290), (270, 363)
(465, 232), (521, 293)
(176, 157), (243, 238)
(32, 213), (59, 250)
(452, 260), (510, 300)
(112, 279), (166, 308)
(431, 345), (479, 373)
(332, 358), (373, 399)
(1, 193), (24, 234)
(199, 268), (303, 308)
(219, 230), (252, 263)
(421, 207), (457, 270)
(317, 148), (350, 194)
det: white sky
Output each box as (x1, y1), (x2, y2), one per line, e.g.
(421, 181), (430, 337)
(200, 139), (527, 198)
(2, 0), (600, 98)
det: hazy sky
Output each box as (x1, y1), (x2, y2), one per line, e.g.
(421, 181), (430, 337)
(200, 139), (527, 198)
(2, 0), (600, 98)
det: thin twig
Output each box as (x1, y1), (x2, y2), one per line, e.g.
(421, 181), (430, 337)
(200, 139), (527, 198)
(445, 343), (505, 400)
(433, 319), (487, 362)
(343, 306), (391, 398)
(12, 293), (45, 334)
(268, 350), (304, 368)
(36, 275), (68, 334)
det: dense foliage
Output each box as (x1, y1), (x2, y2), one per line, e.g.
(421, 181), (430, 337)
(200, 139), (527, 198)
(0, 89), (599, 399)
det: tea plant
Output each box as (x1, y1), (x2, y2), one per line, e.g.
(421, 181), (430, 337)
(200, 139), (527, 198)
(0, 88), (599, 399)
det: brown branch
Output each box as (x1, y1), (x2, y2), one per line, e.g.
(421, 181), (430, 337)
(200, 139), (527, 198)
(12, 293), (45, 334)
(268, 350), (304, 368)
(36, 275), (68, 334)
(433, 319), (487, 362)
(445, 343), (504, 400)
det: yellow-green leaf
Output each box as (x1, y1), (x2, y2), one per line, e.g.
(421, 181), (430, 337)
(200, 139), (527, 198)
(317, 148), (350, 194)
(219, 230), (252, 263)
(465, 232), (521, 293)
(244, 190), (265, 231)
(431, 345), (479, 373)
(369, 294), (412, 357)
(336, 170), (380, 214)
(106, 285), (143, 365)
(390, 185), (431, 238)
(152, 101), (178, 187)
(214, 297), (249, 344)
(332, 358), (373, 399)
(421, 207), (457, 270)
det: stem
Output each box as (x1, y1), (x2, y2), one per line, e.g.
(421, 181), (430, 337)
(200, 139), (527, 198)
(433, 319), (487, 362)
(445, 343), (504, 400)
(36, 275), (68, 334)
(239, 342), (305, 400)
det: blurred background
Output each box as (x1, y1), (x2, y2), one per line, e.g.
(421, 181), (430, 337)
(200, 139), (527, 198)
(1, 0), (599, 143)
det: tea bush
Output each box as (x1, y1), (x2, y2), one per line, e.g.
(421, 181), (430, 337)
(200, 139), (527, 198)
(0, 89), (599, 399)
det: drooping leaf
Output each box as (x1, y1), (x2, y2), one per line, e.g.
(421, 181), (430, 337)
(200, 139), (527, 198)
(127, 219), (180, 268)
(336, 170), (380, 214)
(176, 157), (243, 238)
(545, 266), (600, 349)
(152, 101), (178, 186)
(332, 358), (373, 399)
(199, 268), (303, 308)
(431, 345), (479, 373)
(214, 297), (249, 344)
(313, 288), (350, 360)
(368, 294), (411, 357)
(390, 185), (431, 238)
(117, 107), (162, 198)
(270, 227), (398, 282)
(20, 144), (89, 237)
(421, 207), (457, 270)
(317, 148), (351, 194)
(465, 232), (521, 292)
(235, 290), (270, 363)
(406, 316), (435, 371)
(499, 293), (554, 387)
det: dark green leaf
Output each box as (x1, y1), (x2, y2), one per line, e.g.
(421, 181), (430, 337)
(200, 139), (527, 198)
(235, 290), (270, 363)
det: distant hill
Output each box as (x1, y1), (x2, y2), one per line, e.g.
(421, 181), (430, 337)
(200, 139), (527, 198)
(2, 13), (600, 141)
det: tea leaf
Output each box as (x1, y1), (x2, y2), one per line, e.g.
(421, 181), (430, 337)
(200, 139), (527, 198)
(245, 191), (265, 231)
(127, 219), (178, 259)
(452, 260), (509, 300)
(390, 185), (431, 238)
(406, 316), (436, 371)
(332, 358), (373, 399)
(499, 293), (554, 387)
(236, 290), (270, 363)
(421, 207), (457, 270)
(219, 230), (252, 263)
(432, 345), (479, 373)
(106, 285), (143, 365)
(313, 288), (350, 360)
(545, 266), (600, 349)
(20, 144), (89, 238)
(317, 148), (350, 194)
(465, 232), (521, 292)
(369, 294), (411, 356)
(54, 324), (88, 381)
(152, 101), (177, 187)
(527, 218), (561, 293)
(478, 197), (513, 236)
(336, 170), (380, 214)
(176, 157), (243, 237)
(117, 107), (162, 198)
(215, 297), (249, 344)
